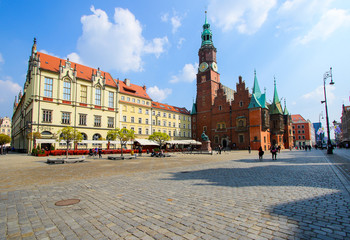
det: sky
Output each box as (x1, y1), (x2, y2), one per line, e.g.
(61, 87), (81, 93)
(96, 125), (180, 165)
(0, 0), (349, 138)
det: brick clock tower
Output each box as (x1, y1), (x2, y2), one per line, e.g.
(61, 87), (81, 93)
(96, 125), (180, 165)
(192, 11), (221, 141)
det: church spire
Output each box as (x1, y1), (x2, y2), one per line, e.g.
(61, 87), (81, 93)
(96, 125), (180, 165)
(269, 77), (283, 114)
(252, 69), (261, 97)
(201, 11), (213, 46)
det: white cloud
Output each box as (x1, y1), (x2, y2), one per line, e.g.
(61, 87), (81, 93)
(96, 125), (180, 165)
(147, 86), (172, 102)
(0, 53), (4, 64)
(161, 13), (169, 22)
(70, 6), (168, 73)
(39, 49), (60, 58)
(177, 38), (185, 49)
(161, 11), (183, 34)
(66, 52), (84, 65)
(295, 8), (350, 44)
(169, 63), (198, 84)
(301, 85), (336, 103)
(0, 77), (22, 104)
(208, 0), (276, 34)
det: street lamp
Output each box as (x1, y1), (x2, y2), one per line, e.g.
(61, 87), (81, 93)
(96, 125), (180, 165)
(321, 67), (334, 154)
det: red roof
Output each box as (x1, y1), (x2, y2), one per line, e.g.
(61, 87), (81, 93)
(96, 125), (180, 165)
(37, 52), (117, 88)
(152, 101), (190, 115)
(117, 80), (151, 100)
(291, 114), (306, 122)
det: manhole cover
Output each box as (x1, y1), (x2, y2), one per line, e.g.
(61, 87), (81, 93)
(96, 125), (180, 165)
(55, 199), (80, 206)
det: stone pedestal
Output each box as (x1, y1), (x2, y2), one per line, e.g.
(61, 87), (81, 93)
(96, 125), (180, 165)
(201, 141), (212, 152)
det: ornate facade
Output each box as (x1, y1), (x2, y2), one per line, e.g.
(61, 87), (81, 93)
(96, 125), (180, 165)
(12, 39), (191, 153)
(191, 13), (293, 150)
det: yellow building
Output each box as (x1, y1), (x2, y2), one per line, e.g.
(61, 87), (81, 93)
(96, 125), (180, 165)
(12, 39), (192, 153)
(151, 102), (191, 139)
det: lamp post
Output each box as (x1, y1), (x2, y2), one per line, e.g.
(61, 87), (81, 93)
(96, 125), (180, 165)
(321, 67), (334, 154)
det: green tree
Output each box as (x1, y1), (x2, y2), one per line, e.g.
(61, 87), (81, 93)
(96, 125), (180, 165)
(148, 132), (170, 149)
(107, 128), (135, 157)
(0, 134), (11, 154)
(57, 127), (83, 159)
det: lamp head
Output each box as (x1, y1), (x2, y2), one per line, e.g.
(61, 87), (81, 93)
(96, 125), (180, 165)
(321, 100), (325, 104)
(330, 79), (335, 85)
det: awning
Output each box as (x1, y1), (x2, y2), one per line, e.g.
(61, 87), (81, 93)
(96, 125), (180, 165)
(166, 140), (202, 145)
(134, 139), (159, 146)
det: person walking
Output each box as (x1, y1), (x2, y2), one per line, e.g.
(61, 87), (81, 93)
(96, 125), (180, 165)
(248, 145), (251, 154)
(258, 146), (264, 161)
(271, 145), (277, 160)
(98, 148), (102, 158)
(218, 145), (222, 154)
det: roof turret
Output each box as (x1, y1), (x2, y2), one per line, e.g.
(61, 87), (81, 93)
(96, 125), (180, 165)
(269, 77), (283, 114)
(201, 11), (214, 46)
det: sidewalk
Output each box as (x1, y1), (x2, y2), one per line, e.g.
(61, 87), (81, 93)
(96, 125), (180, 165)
(1, 150), (349, 239)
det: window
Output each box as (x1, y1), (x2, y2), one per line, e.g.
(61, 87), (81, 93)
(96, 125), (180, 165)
(121, 96), (125, 101)
(153, 129), (156, 133)
(42, 110), (52, 123)
(138, 118), (142, 124)
(95, 87), (101, 105)
(239, 101), (243, 107)
(152, 119), (156, 125)
(183, 124), (186, 129)
(131, 117), (134, 123)
(179, 123), (181, 128)
(79, 114), (87, 126)
(139, 108), (142, 114)
(145, 119), (149, 124)
(163, 121), (166, 126)
(239, 135), (244, 143)
(298, 136), (301, 139)
(81, 85), (87, 103)
(138, 128), (142, 134)
(63, 80), (71, 100)
(188, 117), (190, 121)
(302, 125), (305, 128)
(163, 113), (166, 117)
(298, 125), (300, 128)
(145, 110), (149, 115)
(264, 136), (266, 143)
(163, 130), (166, 133)
(169, 122), (171, 127)
(142, 100), (145, 105)
(44, 78), (53, 97)
(302, 136), (305, 139)
(302, 130), (305, 134)
(183, 116), (186, 120)
(146, 128), (149, 135)
(94, 116), (101, 127)
(127, 97), (130, 101)
(169, 113), (171, 118)
(173, 130), (176, 136)
(152, 111), (155, 115)
(61, 112), (70, 124)
(169, 131), (171, 136)
(132, 98), (135, 103)
(146, 102), (150, 105)
(108, 92), (114, 108)
(108, 117), (114, 128)
(173, 123), (175, 127)
(173, 114), (175, 119)
(123, 116), (127, 122)
(137, 99), (140, 104)
(131, 127), (135, 131)
(219, 105), (222, 111)
(158, 120), (161, 125)
(188, 124), (190, 129)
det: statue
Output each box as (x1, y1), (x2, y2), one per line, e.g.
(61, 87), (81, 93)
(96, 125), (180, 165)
(201, 131), (209, 141)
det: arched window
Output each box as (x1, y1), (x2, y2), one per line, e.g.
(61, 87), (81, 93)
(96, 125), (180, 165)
(41, 131), (52, 136)
(92, 133), (101, 140)
(81, 133), (88, 140)
(63, 79), (71, 100)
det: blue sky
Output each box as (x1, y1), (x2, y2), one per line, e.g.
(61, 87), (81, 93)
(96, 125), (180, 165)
(0, 0), (349, 137)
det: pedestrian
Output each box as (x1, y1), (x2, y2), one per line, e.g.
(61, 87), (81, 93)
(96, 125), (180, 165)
(258, 146), (264, 161)
(218, 145), (222, 154)
(271, 145), (277, 160)
(248, 145), (251, 154)
(98, 148), (102, 158)
(277, 145), (281, 153)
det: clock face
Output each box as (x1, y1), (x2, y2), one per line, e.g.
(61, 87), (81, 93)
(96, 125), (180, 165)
(199, 62), (208, 72)
(211, 62), (218, 72)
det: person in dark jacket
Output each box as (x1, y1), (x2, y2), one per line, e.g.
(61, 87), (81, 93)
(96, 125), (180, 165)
(258, 146), (264, 161)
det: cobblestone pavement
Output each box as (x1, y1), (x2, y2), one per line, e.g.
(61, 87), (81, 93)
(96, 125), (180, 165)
(1, 150), (350, 239)
(327, 148), (350, 182)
